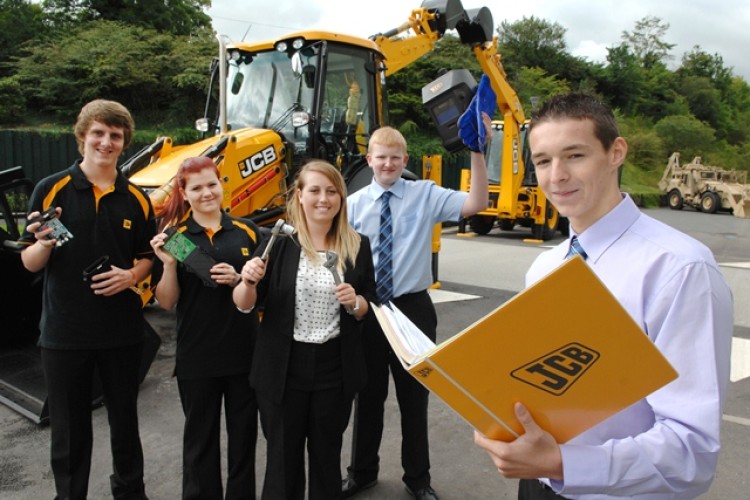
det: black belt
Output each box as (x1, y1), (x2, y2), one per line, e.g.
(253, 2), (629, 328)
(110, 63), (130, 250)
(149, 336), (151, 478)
(518, 479), (568, 499)
(392, 289), (429, 301)
(539, 481), (567, 499)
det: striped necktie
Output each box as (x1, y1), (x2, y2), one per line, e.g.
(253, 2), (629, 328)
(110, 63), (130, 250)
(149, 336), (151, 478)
(375, 191), (394, 303)
(566, 236), (588, 260)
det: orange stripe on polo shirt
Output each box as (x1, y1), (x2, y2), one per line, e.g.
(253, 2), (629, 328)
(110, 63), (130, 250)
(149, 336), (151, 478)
(42, 175), (72, 211)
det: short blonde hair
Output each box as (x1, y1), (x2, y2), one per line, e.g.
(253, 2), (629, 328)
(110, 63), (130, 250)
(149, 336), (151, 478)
(368, 126), (408, 155)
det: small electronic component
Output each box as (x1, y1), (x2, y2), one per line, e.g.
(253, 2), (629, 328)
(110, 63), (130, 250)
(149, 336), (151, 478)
(29, 207), (74, 247)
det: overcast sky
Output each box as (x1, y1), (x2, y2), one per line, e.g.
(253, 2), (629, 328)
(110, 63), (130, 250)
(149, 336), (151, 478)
(208, 0), (750, 82)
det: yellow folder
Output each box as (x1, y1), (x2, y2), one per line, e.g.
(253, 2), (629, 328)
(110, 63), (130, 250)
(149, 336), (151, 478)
(371, 256), (678, 443)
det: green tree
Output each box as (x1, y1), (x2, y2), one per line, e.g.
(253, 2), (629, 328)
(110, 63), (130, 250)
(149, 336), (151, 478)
(634, 63), (681, 120)
(621, 16), (675, 68)
(676, 75), (726, 131)
(676, 47), (750, 144)
(0, 76), (25, 123)
(653, 114), (716, 159)
(618, 115), (665, 169)
(601, 44), (645, 114)
(678, 46), (733, 96)
(513, 66), (569, 111)
(11, 20), (214, 123)
(724, 77), (750, 144)
(497, 16), (565, 74)
(496, 16), (592, 87)
(42, 0), (211, 35)
(601, 42), (680, 121)
(0, 0), (45, 77)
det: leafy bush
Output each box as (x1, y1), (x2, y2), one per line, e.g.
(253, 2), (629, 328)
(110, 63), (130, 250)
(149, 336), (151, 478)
(0, 77), (25, 125)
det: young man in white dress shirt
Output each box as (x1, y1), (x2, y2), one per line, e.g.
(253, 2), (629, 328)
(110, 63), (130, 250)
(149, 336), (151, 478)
(473, 92), (733, 499)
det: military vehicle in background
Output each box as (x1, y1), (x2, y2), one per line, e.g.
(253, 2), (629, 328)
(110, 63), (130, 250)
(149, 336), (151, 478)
(658, 152), (750, 218)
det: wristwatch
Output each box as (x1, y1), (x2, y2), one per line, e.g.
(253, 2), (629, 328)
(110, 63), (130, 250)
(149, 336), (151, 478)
(350, 295), (361, 314)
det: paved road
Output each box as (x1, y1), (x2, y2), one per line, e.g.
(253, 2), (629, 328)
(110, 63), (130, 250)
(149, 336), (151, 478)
(1, 207), (748, 499)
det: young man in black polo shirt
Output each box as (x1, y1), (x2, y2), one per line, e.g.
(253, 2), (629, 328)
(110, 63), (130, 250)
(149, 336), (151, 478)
(21, 99), (155, 500)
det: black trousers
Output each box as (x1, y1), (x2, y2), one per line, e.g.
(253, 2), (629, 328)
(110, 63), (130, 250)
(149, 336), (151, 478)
(518, 479), (568, 499)
(347, 290), (437, 491)
(177, 373), (258, 500)
(41, 343), (147, 500)
(259, 338), (352, 500)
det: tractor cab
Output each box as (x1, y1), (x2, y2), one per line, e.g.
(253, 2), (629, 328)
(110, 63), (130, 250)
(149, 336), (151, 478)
(205, 33), (386, 194)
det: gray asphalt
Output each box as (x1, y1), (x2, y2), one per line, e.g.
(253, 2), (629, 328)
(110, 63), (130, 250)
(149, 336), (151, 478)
(1, 207), (748, 499)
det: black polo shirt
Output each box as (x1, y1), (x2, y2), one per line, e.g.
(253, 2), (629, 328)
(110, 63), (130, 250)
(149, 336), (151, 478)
(152, 213), (261, 379)
(20, 160), (156, 349)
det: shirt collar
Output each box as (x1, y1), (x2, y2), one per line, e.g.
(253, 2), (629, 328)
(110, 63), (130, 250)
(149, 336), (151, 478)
(571, 193), (641, 263)
(369, 177), (405, 200)
(185, 211), (234, 235)
(69, 159), (129, 193)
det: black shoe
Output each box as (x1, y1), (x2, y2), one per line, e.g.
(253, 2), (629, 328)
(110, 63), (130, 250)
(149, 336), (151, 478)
(405, 485), (439, 500)
(341, 476), (377, 498)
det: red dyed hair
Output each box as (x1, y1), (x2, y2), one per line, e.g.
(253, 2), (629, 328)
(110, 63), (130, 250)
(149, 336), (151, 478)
(156, 157), (220, 231)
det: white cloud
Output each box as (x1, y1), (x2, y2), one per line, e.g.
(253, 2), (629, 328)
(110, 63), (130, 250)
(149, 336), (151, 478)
(572, 40), (610, 64)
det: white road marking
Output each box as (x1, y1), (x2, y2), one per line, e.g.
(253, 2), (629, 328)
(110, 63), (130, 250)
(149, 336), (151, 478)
(428, 288), (480, 304)
(720, 262), (750, 269)
(731, 337), (750, 382)
(723, 414), (750, 426)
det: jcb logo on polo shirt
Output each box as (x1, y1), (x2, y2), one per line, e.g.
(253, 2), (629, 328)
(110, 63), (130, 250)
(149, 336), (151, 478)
(511, 343), (599, 396)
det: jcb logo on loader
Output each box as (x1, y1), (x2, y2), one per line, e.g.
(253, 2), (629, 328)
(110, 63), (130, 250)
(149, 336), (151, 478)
(511, 343), (599, 396)
(239, 146), (277, 179)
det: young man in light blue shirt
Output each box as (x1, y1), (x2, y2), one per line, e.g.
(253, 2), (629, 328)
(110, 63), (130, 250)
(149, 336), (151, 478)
(344, 122), (490, 500)
(474, 92), (733, 499)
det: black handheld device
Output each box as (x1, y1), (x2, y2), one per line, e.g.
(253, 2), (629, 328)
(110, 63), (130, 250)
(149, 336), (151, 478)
(82, 255), (111, 282)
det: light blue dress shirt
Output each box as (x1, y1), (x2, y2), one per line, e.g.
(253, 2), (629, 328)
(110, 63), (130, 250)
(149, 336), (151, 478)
(527, 194), (733, 499)
(348, 177), (467, 298)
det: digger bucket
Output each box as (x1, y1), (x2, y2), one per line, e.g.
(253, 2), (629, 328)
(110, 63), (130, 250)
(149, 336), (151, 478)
(732, 199), (750, 218)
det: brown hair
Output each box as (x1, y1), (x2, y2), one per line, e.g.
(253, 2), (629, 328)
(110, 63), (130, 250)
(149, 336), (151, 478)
(74, 99), (135, 154)
(529, 92), (620, 151)
(156, 157), (221, 231)
(286, 160), (361, 271)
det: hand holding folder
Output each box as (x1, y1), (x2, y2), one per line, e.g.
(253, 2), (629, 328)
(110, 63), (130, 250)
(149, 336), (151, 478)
(371, 257), (678, 443)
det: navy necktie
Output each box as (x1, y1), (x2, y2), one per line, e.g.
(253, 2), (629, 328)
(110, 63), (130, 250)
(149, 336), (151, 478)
(566, 235), (588, 260)
(376, 191), (394, 303)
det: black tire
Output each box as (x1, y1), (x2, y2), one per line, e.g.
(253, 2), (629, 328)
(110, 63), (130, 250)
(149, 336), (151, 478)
(499, 219), (515, 231)
(700, 191), (720, 214)
(531, 204), (560, 241)
(469, 215), (495, 235)
(668, 189), (683, 210)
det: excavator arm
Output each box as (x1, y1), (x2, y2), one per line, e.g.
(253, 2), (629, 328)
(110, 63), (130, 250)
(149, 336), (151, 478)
(372, 0), (525, 136)
(373, 0), (496, 76)
(371, 6), (445, 76)
(471, 41), (527, 215)
(379, 1), (561, 239)
(374, 1), (529, 219)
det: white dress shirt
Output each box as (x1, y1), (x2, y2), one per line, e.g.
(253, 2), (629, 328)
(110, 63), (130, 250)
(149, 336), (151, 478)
(348, 177), (467, 297)
(526, 194), (733, 499)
